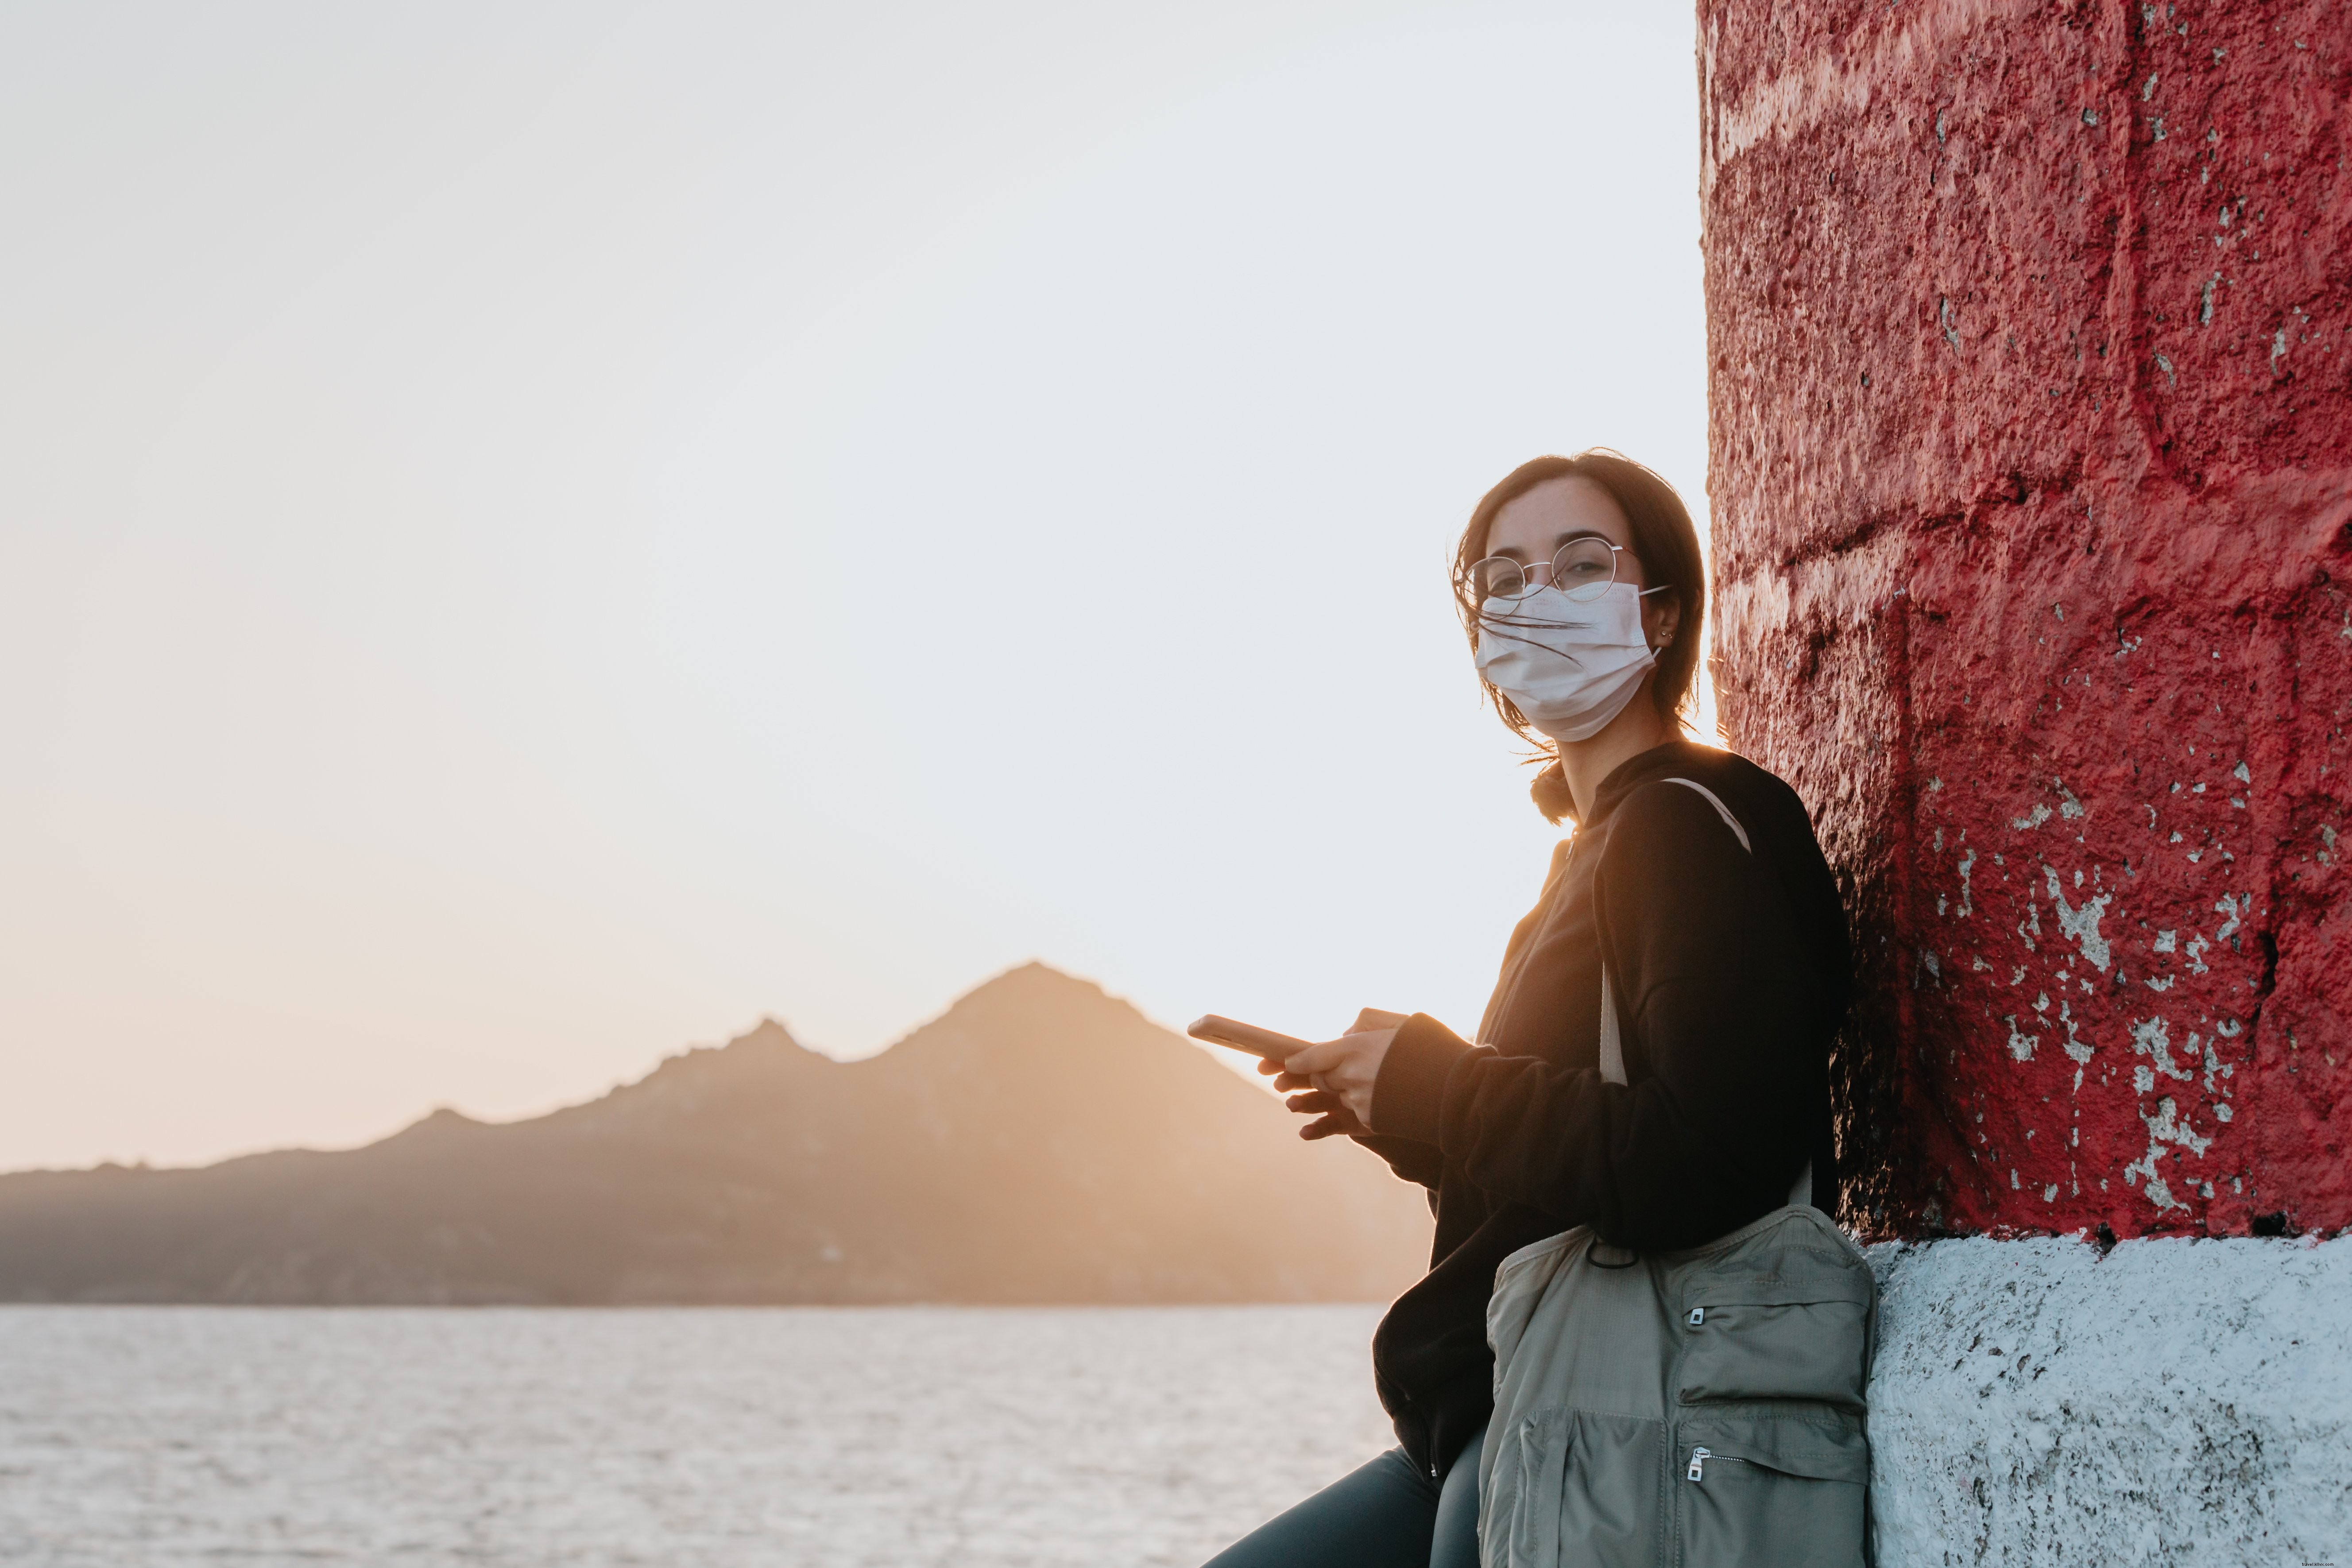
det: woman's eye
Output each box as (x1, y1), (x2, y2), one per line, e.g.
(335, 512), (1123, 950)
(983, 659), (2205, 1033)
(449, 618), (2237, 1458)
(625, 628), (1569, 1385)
(1551, 541), (1617, 588)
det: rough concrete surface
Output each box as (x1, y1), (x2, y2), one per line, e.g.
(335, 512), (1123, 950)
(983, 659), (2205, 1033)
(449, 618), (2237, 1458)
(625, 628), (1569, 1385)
(1699, 0), (2352, 1238)
(1866, 1233), (2350, 1563)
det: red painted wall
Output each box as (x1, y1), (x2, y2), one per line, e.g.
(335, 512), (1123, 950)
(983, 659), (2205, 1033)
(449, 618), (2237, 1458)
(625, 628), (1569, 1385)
(1698, 0), (2351, 1238)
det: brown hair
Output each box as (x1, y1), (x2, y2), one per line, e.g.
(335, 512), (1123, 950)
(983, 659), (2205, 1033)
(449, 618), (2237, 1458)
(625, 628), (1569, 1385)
(1453, 450), (1706, 821)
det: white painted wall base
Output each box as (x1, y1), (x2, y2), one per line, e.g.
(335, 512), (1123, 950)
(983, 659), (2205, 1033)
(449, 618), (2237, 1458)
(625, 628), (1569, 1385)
(1865, 1235), (2350, 1565)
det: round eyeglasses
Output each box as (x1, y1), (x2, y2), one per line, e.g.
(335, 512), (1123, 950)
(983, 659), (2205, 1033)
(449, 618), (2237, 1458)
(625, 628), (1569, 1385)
(1466, 537), (1629, 604)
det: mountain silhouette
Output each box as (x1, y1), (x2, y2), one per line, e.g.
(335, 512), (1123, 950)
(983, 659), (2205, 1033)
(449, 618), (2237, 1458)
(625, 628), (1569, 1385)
(0, 964), (1434, 1303)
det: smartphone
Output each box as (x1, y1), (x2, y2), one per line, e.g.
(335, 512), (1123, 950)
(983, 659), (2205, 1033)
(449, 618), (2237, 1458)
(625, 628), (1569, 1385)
(1187, 1014), (1312, 1060)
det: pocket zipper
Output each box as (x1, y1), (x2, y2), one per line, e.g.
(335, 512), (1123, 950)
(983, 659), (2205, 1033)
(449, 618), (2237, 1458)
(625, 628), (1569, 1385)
(1685, 1446), (1760, 1483)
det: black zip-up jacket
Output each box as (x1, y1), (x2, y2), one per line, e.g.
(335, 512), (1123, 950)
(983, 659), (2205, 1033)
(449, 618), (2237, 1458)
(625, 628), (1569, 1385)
(1357, 739), (1850, 1479)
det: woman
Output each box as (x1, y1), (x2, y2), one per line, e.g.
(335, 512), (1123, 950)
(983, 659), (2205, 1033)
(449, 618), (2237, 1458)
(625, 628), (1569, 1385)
(1203, 451), (1850, 1568)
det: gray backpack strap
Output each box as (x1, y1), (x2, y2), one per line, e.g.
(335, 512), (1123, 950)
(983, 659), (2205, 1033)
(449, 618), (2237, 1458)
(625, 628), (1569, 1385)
(1601, 776), (1812, 1208)
(1598, 967), (1628, 1086)
(1663, 776), (1751, 851)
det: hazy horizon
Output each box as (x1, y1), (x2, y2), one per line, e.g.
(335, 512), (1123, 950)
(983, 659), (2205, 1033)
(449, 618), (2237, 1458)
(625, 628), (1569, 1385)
(0, 0), (1709, 1169)
(0, 959), (1068, 1172)
(5, 959), (1224, 1173)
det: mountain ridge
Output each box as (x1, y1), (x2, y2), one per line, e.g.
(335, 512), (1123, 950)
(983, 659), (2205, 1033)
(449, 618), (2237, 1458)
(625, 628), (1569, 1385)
(0, 963), (1433, 1304)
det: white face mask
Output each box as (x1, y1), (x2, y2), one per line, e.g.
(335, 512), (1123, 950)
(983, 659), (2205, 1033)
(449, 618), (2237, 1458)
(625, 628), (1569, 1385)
(1474, 580), (1667, 744)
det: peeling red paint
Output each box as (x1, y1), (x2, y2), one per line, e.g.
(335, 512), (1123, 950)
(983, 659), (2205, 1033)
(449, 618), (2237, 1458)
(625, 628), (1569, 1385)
(1699, 0), (2352, 1238)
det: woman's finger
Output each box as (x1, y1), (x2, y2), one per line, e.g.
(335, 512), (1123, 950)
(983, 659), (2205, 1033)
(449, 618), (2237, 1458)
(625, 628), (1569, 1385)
(1281, 1040), (1343, 1075)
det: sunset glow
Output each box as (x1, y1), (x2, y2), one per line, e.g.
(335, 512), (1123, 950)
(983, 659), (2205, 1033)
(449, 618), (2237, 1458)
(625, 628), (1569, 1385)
(0, 0), (1706, 1170)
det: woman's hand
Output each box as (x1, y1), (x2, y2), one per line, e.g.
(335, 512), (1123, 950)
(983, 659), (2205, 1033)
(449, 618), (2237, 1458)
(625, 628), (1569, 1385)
(1256, 1009), (1406, 1139)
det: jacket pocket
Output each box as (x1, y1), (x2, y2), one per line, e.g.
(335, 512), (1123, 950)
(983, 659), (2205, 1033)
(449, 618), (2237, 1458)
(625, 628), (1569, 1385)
(1672, 1413), (1867, 1568)
(1493, 1407), (1571, 1568)
(1487, 1409), (1663, 1568)
(1675, 1278), (1871, 1409)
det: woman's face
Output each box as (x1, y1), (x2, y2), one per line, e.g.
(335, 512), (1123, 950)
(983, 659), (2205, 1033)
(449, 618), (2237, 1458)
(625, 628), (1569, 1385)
(1484, 476), (1680, 649)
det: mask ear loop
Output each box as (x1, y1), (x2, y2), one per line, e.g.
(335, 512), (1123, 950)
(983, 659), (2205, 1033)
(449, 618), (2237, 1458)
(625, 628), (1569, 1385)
(1636, 583), (1677, 650)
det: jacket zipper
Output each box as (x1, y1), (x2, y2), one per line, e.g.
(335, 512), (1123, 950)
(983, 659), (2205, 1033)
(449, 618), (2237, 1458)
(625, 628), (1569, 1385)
(1687, 1446), (1767, 1483)
(1394, 1391), (1441, 1481)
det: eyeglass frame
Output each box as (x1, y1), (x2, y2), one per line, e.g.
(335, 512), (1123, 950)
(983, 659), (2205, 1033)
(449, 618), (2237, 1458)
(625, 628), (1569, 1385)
(1462, 538), (1660, 605)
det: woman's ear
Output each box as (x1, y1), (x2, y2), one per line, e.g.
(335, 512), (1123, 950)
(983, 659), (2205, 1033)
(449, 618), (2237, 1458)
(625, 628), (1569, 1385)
(1646, 591), (1683, 650)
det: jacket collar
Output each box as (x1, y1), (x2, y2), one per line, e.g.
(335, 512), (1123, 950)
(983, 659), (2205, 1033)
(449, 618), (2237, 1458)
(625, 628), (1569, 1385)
(1572, 739), (1706, 832)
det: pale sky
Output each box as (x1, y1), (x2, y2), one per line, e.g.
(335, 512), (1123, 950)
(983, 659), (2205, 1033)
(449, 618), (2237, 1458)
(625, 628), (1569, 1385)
(0, 0), (1709, 1170)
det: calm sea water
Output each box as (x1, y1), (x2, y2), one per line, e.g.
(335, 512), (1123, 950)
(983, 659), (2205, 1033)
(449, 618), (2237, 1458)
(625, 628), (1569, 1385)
(0, 1304), (1396, 1567)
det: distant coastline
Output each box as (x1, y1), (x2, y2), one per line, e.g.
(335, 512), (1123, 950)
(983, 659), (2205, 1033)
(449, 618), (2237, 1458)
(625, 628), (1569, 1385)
(0, 964), (1431, 1305)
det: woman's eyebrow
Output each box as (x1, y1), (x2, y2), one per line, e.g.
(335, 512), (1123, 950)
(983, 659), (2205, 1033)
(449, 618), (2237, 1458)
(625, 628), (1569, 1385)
(1489, 527), (1613, 562)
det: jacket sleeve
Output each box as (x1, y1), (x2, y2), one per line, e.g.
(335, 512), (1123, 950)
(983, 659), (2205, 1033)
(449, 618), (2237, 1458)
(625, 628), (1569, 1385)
(1349, 1132), (1446, 1197)
(1366, 782), (1825, 1250)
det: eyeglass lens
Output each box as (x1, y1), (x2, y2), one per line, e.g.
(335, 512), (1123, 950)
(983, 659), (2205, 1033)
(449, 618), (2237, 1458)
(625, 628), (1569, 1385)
(1472, 538), (1620, 604)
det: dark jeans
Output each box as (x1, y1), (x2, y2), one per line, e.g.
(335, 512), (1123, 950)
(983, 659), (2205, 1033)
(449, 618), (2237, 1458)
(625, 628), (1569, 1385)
(1200, 1427), (1484, 1568)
